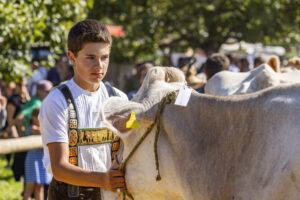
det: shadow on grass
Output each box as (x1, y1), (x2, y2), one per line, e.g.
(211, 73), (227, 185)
(0, 174), (14, 181)
(0, 156), (15, 181)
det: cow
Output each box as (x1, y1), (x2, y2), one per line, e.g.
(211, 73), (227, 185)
(205, 63), (300, 96)
(281, 57), (300, 73)
(101, 66), (300, 200)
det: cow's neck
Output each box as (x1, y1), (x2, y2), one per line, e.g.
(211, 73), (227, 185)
(101, 189), (119, 200)
(120, 125), (183, 199)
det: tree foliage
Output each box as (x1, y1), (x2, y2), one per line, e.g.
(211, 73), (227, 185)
(0, 0), (92, 82)
(88, 0), (300, 63)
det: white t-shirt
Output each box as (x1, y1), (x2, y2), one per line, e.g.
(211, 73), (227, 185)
(39, 79), (127, 174)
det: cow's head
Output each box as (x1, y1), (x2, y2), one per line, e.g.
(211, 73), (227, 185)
(101, 67), (186, 198)
(101, 67), (186, 138)
(286, 58), (300, 70)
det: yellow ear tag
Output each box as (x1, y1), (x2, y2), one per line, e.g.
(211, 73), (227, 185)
(126, 112), (139, 129)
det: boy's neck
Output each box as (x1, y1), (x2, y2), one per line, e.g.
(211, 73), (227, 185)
(73, 77), (100, 92)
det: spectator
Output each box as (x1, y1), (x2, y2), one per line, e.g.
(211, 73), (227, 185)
(14, 80), (52, 136)
(239, 58), (250, 72)
(24, 107), (52, 200)
(0, 85), (10, 168)
(127, 62), (153, 99)
(47, 54), (68, 86)
(124, 61), (154, 93)
(64, 64), (74, 81)
(11, 80), (52, 183)
(227, 54), (240, 72)
(6, 79), (29, 138)
(196, 53), (230, 93)
(4, 80), (28, 169)
(254, 56), (265, 68)
(0, 89), (7, 129)
(27, 58), (48, 97)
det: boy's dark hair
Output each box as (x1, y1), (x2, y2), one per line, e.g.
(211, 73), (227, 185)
(68, 19), (112, 56)
(204, 53), (230, 80)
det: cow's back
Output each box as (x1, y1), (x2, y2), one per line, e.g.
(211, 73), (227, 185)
(162, 84), (300, 200)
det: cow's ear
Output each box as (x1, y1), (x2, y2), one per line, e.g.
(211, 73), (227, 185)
(267, 55), (280, 72)
(101, 97), (152, 137)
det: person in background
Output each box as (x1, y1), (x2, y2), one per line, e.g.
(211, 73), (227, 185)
(64, 64), (74, 81)
(27, 58), (48, 97)
(196, 53), (230, 93)
(13, 80), (52, 136)
(0, 89), (7, 129)
(227, 53), (240, 72)
(6, 79), (29, 138)
(239, 58), (250, 72)
(124, 64), (142, 94)
(3, 79), (29, 169)
(23, 107), (52, 200)
(47, 54), (68, 86)
(254, 56), (265, 68)
(127, 62), (153, 99)
(10, 80), (52, 184)
(0, 87), (9, 168)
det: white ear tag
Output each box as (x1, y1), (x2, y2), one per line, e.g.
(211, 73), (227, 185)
(174, 87), (192, 107)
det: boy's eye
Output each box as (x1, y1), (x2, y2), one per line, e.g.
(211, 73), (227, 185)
(87, 56), (95, 60)
(102, 56), (109, 60)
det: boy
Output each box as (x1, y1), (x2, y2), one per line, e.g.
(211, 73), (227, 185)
(39, 19), (127, 199)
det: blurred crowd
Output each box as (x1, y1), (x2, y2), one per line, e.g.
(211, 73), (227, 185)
(0, 54), (72, 200)
(0, 51), (299, 199)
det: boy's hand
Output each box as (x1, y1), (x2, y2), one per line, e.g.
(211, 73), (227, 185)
(103, 164), (126, 193)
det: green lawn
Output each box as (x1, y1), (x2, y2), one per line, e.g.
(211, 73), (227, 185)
(0, 155), (23, 200)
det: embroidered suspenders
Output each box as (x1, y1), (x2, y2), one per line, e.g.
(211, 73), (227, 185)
(58, 82), (121, 197)
(58, 84), (80, 197)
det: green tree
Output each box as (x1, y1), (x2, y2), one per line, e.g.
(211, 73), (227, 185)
(0, 0), (93, 82)
(88, 0), (300, 63)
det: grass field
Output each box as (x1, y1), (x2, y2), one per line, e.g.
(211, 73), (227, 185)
(0, 155), (23, 200)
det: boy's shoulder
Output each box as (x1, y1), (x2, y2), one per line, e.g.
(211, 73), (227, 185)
(42, 84), (68, 108)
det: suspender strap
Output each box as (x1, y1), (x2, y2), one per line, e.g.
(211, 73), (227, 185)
(104, 82), (120, 97)
(58, 84), (80, 197)
(58, 84), (79, 165)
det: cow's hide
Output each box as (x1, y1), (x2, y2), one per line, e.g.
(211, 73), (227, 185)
(205, 64), (300, 96)
(101, 67), (300, 200)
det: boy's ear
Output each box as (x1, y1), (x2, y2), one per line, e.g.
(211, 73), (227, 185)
(67, 50), (76, 64)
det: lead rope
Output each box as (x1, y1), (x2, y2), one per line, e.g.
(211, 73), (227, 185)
(119, 90), (179, 200)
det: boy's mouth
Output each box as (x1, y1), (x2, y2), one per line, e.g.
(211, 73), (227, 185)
(91, 72), (103, 76)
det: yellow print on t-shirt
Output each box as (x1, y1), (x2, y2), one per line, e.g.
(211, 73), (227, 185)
(77, 128), (114, 146)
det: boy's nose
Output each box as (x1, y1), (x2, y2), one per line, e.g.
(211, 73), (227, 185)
(96, 58), (104, 68)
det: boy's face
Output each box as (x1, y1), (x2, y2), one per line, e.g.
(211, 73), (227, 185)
(68, 42), (111, 91)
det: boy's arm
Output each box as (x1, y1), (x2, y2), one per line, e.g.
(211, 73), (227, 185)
(48, 142), (126, 192)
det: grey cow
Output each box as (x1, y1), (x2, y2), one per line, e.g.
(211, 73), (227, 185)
(101, 67), (300, 200)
